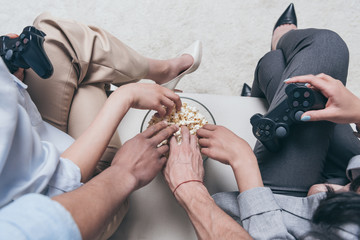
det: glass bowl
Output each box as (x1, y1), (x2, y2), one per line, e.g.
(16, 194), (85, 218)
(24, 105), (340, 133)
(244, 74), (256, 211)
(140, 96), (216, 132)
(140, 96), (216, 160)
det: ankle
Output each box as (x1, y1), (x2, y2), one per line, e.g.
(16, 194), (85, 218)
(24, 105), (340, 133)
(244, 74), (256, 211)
(172, 54), (193, 75)
(145, 59), (171, 84)
(159, 55), (193, 84)
(146, 55), (193, 85)
(271, 24), (297, 50)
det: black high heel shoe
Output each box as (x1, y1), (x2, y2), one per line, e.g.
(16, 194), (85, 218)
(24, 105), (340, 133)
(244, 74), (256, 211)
(273, 3), (297, 32)
(240, 83), (252, 97)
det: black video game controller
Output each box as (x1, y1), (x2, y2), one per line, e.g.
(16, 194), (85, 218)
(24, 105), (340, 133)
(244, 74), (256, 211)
(250, 83), (327, 152)
(0, 26), (53, 79)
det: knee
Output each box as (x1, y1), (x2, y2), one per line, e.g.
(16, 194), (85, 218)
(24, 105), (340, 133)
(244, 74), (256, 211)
(311, 29), (349, 57)
(257, 50), (285, 75)
(33, 12), (54, 28)
(313, 29), (344, 43)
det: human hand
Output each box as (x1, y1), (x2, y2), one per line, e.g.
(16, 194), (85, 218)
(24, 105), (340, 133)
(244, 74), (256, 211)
(196, 124), (254, 166)
(6, 33), (24, 81)
(285, 74), (360, 125)
(163, 126), (204, 193)
(197, 124), (263, 192)
(121, 83), (182, 117)
(111, 121), (178, 190)
(307, 183), (347, 196)
(12, 68), (24, 81)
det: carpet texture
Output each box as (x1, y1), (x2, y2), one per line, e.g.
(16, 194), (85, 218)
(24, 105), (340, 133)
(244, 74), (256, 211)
(2, 0), (360, 96)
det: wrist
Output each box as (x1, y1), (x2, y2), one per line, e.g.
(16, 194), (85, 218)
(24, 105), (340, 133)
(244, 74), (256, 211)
(113, 85), (134, 109)
(227, 140), (253, 167)
(229, 145), (255, 170)
(173, 180), (203, 195)
(101, 165), (138, 197)
(173, 181), (208, 206)
(353, 98), (360, 126)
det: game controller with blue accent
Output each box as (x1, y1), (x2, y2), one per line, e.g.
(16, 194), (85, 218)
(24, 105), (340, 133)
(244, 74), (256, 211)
(0, 26), (53, 79)
(250, 83), (327, 152)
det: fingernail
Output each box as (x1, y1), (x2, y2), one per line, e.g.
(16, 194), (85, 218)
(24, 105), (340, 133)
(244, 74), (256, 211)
(305, 83), (310, 87)
(301, 116), (311, 122)
(284, 78), (291, 82)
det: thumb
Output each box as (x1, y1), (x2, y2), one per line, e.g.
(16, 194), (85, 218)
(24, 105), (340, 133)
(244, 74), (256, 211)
(300, 109), (331, 122)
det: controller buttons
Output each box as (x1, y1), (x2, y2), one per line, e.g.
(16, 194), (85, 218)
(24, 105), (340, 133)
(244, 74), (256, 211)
(254, 120), (274, 140)
(285, 108), (290, 113)
(293, 101), (299, 107)
(303, 100), (309, 107)
(23, 38), (29, 44)
(5, 49), (13, 60)
(294, 111), (304, 121)
(304, 91), (310, 98)
(20, 34), (26, 39)
(18, 46), (24, 52)
(274, 118), (279, 122)
(293, 91), (300, 98)
(15, 41), (21, 47)
(275, 126), (287, 138)
(283, 116), (288, 121)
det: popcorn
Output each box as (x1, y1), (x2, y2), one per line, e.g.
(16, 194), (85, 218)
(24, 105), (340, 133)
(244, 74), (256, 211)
(148, 102), (208, 145)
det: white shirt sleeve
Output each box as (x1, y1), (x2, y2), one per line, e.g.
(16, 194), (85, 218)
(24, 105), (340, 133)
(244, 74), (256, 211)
(0, 59), (60, 208)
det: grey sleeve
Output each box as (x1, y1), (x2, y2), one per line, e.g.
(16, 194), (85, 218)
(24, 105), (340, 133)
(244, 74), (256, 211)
(346, 155), (360, 181)
(238, 187), (295, 240)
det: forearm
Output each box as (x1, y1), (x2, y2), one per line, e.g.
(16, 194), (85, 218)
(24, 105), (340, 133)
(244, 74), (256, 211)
(348, 100), (360, 133)
(230, 145), (264, 193)
(348, 96), (360, 126)
(175, 182), (252, 240)
(61, 87), (132, 181)
(52, 165), (136, 240)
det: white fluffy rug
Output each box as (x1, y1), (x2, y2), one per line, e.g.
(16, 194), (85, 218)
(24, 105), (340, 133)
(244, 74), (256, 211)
(2, 0), (360, 96)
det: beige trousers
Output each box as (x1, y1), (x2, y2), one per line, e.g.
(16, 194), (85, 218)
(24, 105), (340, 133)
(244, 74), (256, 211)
(23, 13), (149, 239)
(24, 12), (149, 174)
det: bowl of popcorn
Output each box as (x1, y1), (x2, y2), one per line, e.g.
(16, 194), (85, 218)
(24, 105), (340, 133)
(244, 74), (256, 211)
(140, 97), (216, 159)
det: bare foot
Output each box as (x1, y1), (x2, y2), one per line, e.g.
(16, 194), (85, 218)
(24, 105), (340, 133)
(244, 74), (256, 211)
(147, 54), (193, 85)
(271, 24), (297, 50)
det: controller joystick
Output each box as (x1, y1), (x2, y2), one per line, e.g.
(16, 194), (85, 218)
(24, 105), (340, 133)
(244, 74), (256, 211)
(250, 83), (327, 152)
(0, 26), (53, 79)
(294, 110), (305, 121)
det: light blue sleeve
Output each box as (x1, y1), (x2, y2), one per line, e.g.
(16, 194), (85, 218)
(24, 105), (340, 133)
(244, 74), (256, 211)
(213, 188), (293, 239)
(0, 194), (82, 240)
(238, 187), (294, 240)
